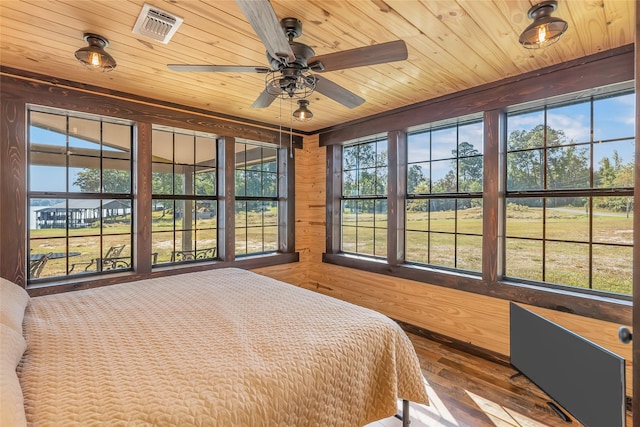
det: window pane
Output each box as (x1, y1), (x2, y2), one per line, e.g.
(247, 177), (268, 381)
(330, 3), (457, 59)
(152, 130), (173, 163)
(594, 139), (634, 188)
(356, 227), (374, 256)
(593, 92), (635, 141)
(103, 158), (131, 193)
(592, 204), (633, 244)
(152, 231), (175, 264)
(456, 234), (482, 271)
(545, 242), (589, 288)
(457, 200), (482, 235)
(30, 198), (65, 237)
(103, 122), (131, 153)
(428, 233), (455, 268)
(407, 163), (429, 194)
(195, 136), (216, 167)
(546, 146), (589, 189)
(430, 159), (455, 193)
(430, 200), (455, 233)
(505, 238), (542, 281)
(152, 163), (174, 195)
(342, 200), (358, 226)
(546, 199), (588, 242)
(458, 121), (483, 155)
(341, 225), (357, 252)
(29, 111), (66, 147)
(152, 199), (174, 232)
(547, 101), (590, 144)
(592, 245), (632, 295)
(68, 236), (100, 275)
(30, 162), (66, 192)
(507, 110), (544, 150)
(29, 237), (65, 279)
(458, 156), (482, 191)
(69, 155), (100, 192)
(68, 117), (100, 150)
(174, 133), (195, 165)
(407, 131), (430, 162)
(506, 150), (544, 191)
(195, 167), (216, 195)
(431, 127), (456, 160)
(406, 230), (428, 264)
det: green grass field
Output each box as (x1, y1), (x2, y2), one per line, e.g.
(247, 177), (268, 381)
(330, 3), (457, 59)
(342, 205), (632, 295)
(30, 205), (632, 295)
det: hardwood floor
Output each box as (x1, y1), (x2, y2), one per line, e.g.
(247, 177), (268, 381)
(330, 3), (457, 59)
(369, 332), (633, 427)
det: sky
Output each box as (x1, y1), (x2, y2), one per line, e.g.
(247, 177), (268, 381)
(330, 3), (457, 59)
(406, 91), (635, 183)
(28, 91), (636, 225)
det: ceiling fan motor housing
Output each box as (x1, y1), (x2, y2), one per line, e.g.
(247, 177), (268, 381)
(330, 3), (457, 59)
(281, 17), (303, 40)
(267, 41), (315, 70)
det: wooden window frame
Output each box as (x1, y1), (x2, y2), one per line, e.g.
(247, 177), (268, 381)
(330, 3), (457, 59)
(0, 70), (300, 296)
(323, 46), (634, 324)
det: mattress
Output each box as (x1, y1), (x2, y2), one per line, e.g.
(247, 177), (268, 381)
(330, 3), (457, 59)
(19, 268), (428, 426)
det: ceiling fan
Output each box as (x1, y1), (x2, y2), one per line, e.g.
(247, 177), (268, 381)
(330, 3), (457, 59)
(168, 0), (408, 110)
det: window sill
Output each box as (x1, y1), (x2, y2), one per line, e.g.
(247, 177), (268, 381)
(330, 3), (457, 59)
(27, 252), (299, 297)
(322, 252), (631, 325)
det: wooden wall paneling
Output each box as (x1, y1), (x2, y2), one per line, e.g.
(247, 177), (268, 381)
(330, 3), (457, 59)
(482, 109), (504, 283)
(0, 92), (26, 286)
(278, 144), (295, 253)
(220, 136), (235, 262)
(387, 130), (406, 266)
(325, 144), (341, 254)
(0, 72), (304, 147)
(134, 122), (153, 273)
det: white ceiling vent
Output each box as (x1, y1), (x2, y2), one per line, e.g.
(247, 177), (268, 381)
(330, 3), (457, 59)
(132, 3), (183, 44)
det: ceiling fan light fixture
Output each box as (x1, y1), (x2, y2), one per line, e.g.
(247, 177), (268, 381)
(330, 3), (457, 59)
(519, 1), (568, 49)
(74, 33), (117, 71)
(293, 100), (313, 122)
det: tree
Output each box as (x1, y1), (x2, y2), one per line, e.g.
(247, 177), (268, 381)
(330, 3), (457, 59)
(506, 124), (590, 207)
(407, 164), (427, 193)
(456, 142), (482, 192)
(342, 142), (388, 214)
(74, 169), (130, 193)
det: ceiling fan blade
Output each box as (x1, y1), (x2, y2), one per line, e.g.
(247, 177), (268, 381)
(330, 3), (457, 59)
(308, 40), (408, 72)
(235, 0), (295, 63)
(251, 88), (279, 108)
(314, 76), (365, 109)
(168, 64), (271, 73)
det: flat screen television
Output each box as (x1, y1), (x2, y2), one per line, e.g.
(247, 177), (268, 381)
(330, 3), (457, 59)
(510, 302), (626, 427)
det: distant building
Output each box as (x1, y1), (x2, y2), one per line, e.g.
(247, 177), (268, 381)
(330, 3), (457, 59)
(35, 200), (130, 229)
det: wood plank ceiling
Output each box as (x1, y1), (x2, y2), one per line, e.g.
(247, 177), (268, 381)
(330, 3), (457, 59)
(0, 1), (634, 133)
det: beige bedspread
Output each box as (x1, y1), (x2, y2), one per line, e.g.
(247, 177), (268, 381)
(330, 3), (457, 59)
(19, 268), (428, 426)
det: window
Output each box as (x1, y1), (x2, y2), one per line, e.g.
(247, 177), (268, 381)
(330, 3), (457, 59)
(505, 91), (634, 295)
(28, 107), (133, 280)
(406, 119), (483, 272)
(151, 127), (218, 265)
(326, 82), (634, 309)
(341, 136), (388, 257)
(234, 140), (278, 255)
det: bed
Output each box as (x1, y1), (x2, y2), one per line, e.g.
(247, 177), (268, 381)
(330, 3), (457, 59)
(1, 268), (428, 426)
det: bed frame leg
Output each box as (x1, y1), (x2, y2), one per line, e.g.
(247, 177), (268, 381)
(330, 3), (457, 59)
(393, 399), (411, 426)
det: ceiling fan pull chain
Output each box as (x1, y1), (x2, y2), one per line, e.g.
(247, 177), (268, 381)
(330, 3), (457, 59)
(289, 97), (294, 158)
(278, 97), (282, 150)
